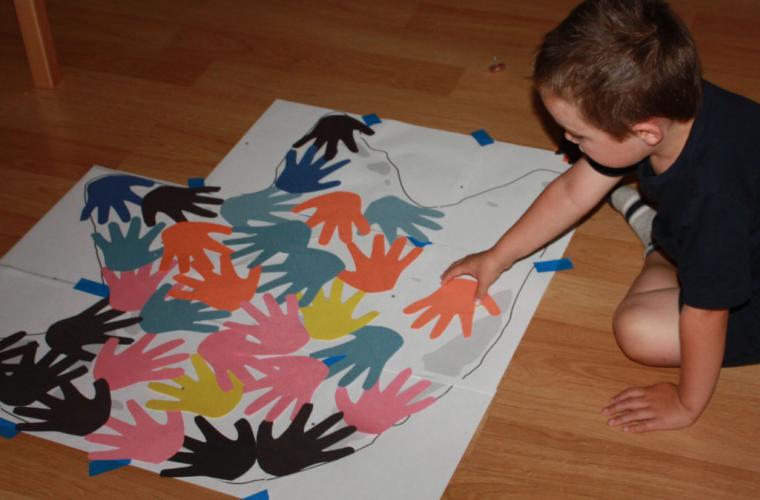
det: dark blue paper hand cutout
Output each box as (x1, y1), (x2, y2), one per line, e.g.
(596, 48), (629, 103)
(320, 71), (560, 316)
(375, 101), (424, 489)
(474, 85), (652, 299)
(140, 284), (230, 334)
(258, 247), (345, 306)
(220, 186), (300, 227)
(311, 326), (403, 389)
(364, 196), (444, 244)
(292, 114), (375, 161)
(275, 146), (350, 194)
(92, 218), (165, 272)
(80, 174), (155, 224)
(224, 220), (312, 268)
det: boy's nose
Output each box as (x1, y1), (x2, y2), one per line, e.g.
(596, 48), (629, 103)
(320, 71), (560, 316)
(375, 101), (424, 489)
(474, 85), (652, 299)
(564, 132), (579, 144)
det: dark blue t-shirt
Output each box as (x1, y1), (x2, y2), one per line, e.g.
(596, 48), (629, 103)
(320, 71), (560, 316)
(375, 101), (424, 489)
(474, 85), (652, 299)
(638, 81), (760, 309)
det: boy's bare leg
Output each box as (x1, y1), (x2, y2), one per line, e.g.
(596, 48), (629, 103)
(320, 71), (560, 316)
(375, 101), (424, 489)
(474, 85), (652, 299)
(613, 250), (681, 367)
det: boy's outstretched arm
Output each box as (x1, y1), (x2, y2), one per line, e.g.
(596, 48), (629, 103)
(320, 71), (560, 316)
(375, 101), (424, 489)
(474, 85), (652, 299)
(442, 157), (621, 298)
(603, 306), (727, 432)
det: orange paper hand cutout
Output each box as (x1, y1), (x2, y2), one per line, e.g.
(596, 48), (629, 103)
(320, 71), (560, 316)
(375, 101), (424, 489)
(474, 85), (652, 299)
(293, 191), (370, 245)
(169, 255), (261, 311)
(339, 235), (422, 293)
(160, 221), (233, 273)
(403, 278), (500, 339)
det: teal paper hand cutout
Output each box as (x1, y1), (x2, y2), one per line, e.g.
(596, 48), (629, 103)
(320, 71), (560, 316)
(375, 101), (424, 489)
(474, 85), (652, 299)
(258, 248), (345, 306)
(310, 325), (403, 390)
(140, 284), (230, 334)
(364, 196), (444, 243)
(220, 185), (300, 227)
(275, 146), (350, 194)
(224, 220), (312, 268)
(92, 218), (165, 272)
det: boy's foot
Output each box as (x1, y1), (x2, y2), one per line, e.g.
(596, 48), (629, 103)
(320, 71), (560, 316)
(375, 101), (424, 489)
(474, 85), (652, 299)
(610, 185), (656, 250)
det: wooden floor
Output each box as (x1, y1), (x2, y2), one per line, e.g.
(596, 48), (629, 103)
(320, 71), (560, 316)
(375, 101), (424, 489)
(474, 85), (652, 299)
(1, 1), (759, 498)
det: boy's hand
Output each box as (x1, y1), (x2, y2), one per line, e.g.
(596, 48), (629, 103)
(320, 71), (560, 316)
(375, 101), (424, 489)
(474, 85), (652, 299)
(602, 382), (698, 433)
(440, 250), (508, 300)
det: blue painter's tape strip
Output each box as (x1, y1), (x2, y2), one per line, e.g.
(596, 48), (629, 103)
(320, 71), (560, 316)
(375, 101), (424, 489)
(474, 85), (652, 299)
(188, 178), (205, 187)
(243, 490), (269, 500)
(0, 418), (19, 439)
(362, 113), (382, 127)
(89, 459), (131, 477)
(408, 236), (432, 248)
(74, 279), (110, 298)
(321, 354), (346, 367)
(471, 129), (494, 146)
(534, 258), (574, 273)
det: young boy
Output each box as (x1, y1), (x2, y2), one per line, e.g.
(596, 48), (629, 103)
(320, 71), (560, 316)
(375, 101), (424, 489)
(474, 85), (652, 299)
(442, 0), (760, 433)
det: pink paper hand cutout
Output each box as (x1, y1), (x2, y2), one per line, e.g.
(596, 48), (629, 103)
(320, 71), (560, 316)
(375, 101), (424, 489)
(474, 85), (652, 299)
(293, 191), (370, 244)
(169, 255), (261, 311)
(403, 277), (500, 339)
(222, 294), (309, 355)
(85, 400), (184, 463)
(335, 368), (435, 434)
(338, 234), (423, 292)
(93, 334), (189, 391)
(197, 329), (260, 392)
(159, 221), (233, 273)
(244, 356), (328, 421)
(103, 262), (171, 312)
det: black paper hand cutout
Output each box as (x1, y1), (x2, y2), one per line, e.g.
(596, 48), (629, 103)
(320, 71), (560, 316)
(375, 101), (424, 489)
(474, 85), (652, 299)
(141, 185), (224, 227)
(293, 115), (375, 161)
(160, 416), (256, 480)
(0, 343), (88, 407)
(0, 331), (31, 366)
(45, 298), (142, 362)
(256, 403), (356, 477)
(15, 378), (111, 436)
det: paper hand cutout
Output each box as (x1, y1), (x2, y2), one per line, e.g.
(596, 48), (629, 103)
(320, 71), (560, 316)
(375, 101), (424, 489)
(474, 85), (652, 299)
(275, 146), (350, 194)
(0, 343), (88, 407)
(141, 185), (223, 226)
(335, 367), (436, 434)
(92, 218), (165, 272)
(93, 334), (188, 391)
(339, 235), (422, 292)
(225, 220), (312, 268)
(259, 247), (346, 306)
(403, 278), (500, 339)
(244, 356), (328, 421)
(197, 330), (261, 392)
(300, 279), (379, 341)
(159, 221), (233, 273)
(257, 403), (356, 477)
(80, 174), (155, 224)
(292, 114), (375, 161)
(293, 191), (370, 245)
(168, 255), (261, 311)
(311, 325), (403, 390)
(86, 400), (185, 463)
(147, 354), (243, 418)
(45, 298), (141, 362)
(0, 331), (31, 366)
(15, 379), (111, 436)
(161, 416), (256, 480)
(220, 185), (300, 227)
(364, 196), (444, 244)
(140, 284), (230, 334)
(103, 262), (170, 312)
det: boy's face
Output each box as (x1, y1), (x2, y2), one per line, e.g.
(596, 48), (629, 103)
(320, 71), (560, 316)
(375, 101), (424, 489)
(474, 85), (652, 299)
(541, 92), (652, 169)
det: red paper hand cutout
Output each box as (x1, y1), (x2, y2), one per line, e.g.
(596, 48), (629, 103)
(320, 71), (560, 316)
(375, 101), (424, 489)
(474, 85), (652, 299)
(335, 368), (435, 434)
(403, 278), (500, 339)
(103, 263), (171, 312)
(338, 235), (422, 292)
(293, 191), (370, 245)
(169, 255), (261, 312)
(159, 221), (233, 273)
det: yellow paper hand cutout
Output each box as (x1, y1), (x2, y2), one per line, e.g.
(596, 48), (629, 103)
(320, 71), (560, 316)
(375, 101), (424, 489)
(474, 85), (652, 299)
(300, 279), (379, 341)
(146, 353), (244, 418)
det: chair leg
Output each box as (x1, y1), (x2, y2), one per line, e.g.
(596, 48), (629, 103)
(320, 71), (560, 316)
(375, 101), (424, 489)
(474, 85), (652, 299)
(14, 0), (61, 89)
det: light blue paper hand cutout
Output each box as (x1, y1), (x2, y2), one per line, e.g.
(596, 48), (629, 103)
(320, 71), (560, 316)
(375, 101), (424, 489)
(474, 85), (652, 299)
(92, 218), (165, 272)
(220, 185), (300, 227)
(81, 174), (155, 224)
(258, 248), (345, 306)
(364, 196), (444, 244)
(140, 284), (230, 334)
(275, 146), (350, 194)
(310, 326), (403, 390)
(224, 220), (312, 268)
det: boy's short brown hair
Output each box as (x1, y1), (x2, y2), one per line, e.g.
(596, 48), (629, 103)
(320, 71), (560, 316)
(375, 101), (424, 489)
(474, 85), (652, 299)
(533, 0), (702, 140)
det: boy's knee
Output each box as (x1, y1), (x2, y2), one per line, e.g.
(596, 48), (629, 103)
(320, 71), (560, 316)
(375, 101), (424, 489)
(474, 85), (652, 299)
(612, 301), (654, 363)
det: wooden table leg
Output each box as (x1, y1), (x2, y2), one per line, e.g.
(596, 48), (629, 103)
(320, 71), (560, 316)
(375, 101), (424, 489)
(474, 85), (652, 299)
(13, 0), (61, 89)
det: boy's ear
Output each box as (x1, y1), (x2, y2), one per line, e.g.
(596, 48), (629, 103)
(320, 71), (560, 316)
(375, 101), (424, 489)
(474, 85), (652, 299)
(631, 120), (663, 146)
